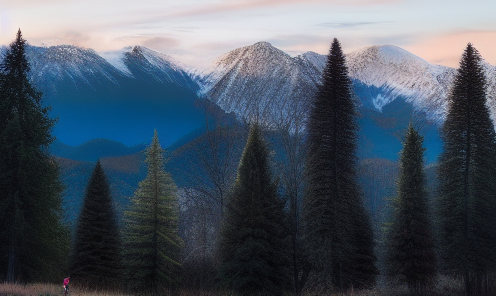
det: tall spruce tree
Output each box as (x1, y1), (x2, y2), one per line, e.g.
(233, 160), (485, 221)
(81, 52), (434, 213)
(0, 29), (68, 283)
(71, 160), (121, 289)
(438, 44), (496, 295)
(218, 124), (289, 296)
(122, 130), (183, 293)
(302, 38), (377, 292)
(387, 124), (437, 294)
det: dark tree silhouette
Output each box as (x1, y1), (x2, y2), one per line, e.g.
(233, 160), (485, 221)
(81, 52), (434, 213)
(71, 160), (121, 290)
(218, 124), (289, 296)
(0, 29), (68, 283)
(302, 38), (377, 292)
(437, 43), (496, 296)
(387, 124), (437, 295)
(123, 130), (182, 293)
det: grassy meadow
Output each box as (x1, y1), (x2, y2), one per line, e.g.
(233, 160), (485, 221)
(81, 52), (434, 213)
(0, 275), (465, 296)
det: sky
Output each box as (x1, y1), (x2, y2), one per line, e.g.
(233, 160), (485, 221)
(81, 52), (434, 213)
(0, 0), (495, 69)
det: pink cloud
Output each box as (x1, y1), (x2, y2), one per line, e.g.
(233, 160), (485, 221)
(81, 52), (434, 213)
(171, 0), (397, 16)
(404, 31), (496, 68)
(0, 0), (70, 8)
(121, 0), (398, 25)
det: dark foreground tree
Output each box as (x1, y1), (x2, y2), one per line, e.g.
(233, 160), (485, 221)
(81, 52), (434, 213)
(71, 160), (121, 289)
(123, 130), (183, 293)
(302, 38), (377, 292)
(387, 124), (437, 295)
(0, 29), (68, 283)
(218, 124), (289, 296)
(438, 43), (496, 296)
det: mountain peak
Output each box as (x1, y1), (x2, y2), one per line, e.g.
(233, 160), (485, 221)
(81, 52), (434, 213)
(346, 44), (456, 118)
(38, 44), (98, 62)
(252, 41), (274, 48)
(131, 45), (146, 60)
(97, 47), (134, 76)
(348, 45), (430, 68)
(213, 41), (290, 68)
(198, 41), (321, 123)
(248, 41), (285, 55)
(299, 51), (327, 70)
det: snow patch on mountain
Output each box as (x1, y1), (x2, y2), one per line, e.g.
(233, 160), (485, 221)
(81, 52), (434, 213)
(482, 62), (496, 124)
(138, 46), (183, 72)
(97, 46), (185, 79)
(346, 45), (456, 121)
(26, 45), (123, 89)
(123, 46), (197, 90)
(198, 42), (496, 127)
(98, 47), (133, 76)
(197, 41), (321, 123)
(299, 51), (326, 72)
(0, 46), (6, 59)
(373, 94), (389, 112)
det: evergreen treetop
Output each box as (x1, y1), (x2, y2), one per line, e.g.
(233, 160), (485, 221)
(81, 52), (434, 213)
(218, 123), (289, 296)
(387, 124), (436, 294)
(0, 29), (67, 283)
(438, 43), (496, 295)
(123, 130), (182, 293)
(302, 38), (376, 292)
(71, 160), (121, 289)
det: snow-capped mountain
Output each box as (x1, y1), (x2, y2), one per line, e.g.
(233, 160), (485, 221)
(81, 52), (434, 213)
(347, 45), (496, 124)
(26, 45), (124, 93)
(25, 45), (196, 92)
(198, 41), (321, 125)
(346, 45), (455, 121)
(196, 41), (496, 162)
(0, 44), (208, 147)
(103, 45), (197, 89)
(198, 42), (496, 126)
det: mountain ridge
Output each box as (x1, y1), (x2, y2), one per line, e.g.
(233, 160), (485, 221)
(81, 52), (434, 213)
(0, 43), (210, 147)
(197, 41), (496, 126)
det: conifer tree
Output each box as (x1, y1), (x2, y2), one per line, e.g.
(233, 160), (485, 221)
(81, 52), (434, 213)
(387, 124), (436, 294)
(71, 160), (121, 289)
(438, 44), (496, 295)
(302, 38), (377, 292)
(123, 130), (183, 293)
(218, 124), (289, 296)
(0, 29), (68, 283)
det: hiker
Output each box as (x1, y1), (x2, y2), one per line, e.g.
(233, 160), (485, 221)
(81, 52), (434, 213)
(63, 277), (70, 295)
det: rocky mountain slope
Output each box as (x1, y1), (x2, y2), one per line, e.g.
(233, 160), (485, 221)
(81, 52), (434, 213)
(0, 44), (208, 147)
(198, 41), (321, 125)
(198, 42), (496, 126)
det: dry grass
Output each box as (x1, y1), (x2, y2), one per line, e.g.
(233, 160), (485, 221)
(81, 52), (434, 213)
(0, 284), (130, 296)
(0, 284), (378, 296)
(0, 283), (60, 296)
(0, 280), (464, 296)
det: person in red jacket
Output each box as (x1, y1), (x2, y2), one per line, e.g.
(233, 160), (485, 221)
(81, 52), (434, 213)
(63, 277), (70, 295)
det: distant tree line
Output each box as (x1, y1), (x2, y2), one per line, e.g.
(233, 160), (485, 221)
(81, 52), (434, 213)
(2, 30), (496, 296)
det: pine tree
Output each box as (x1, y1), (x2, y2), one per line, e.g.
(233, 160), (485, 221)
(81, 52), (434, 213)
(302, 38), (377, 292)
(218, 124), (289, 296)
(387, 124), (437, 295)
(71, 160), (121, 289)
(122, 130), (183, 293)
(438, 43), (496, 295)
(0, 29), (69, 283)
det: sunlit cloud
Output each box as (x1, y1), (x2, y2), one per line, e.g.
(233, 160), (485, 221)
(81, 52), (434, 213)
(404, 30), (496, 67)
(0, 0), (70, 8)
(0, 0), (494, 71)
(163, 0), (398, 18)
(142, 37), (181, 49)
(100, 0), (398, 30)
(315, 22), (387, 29)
